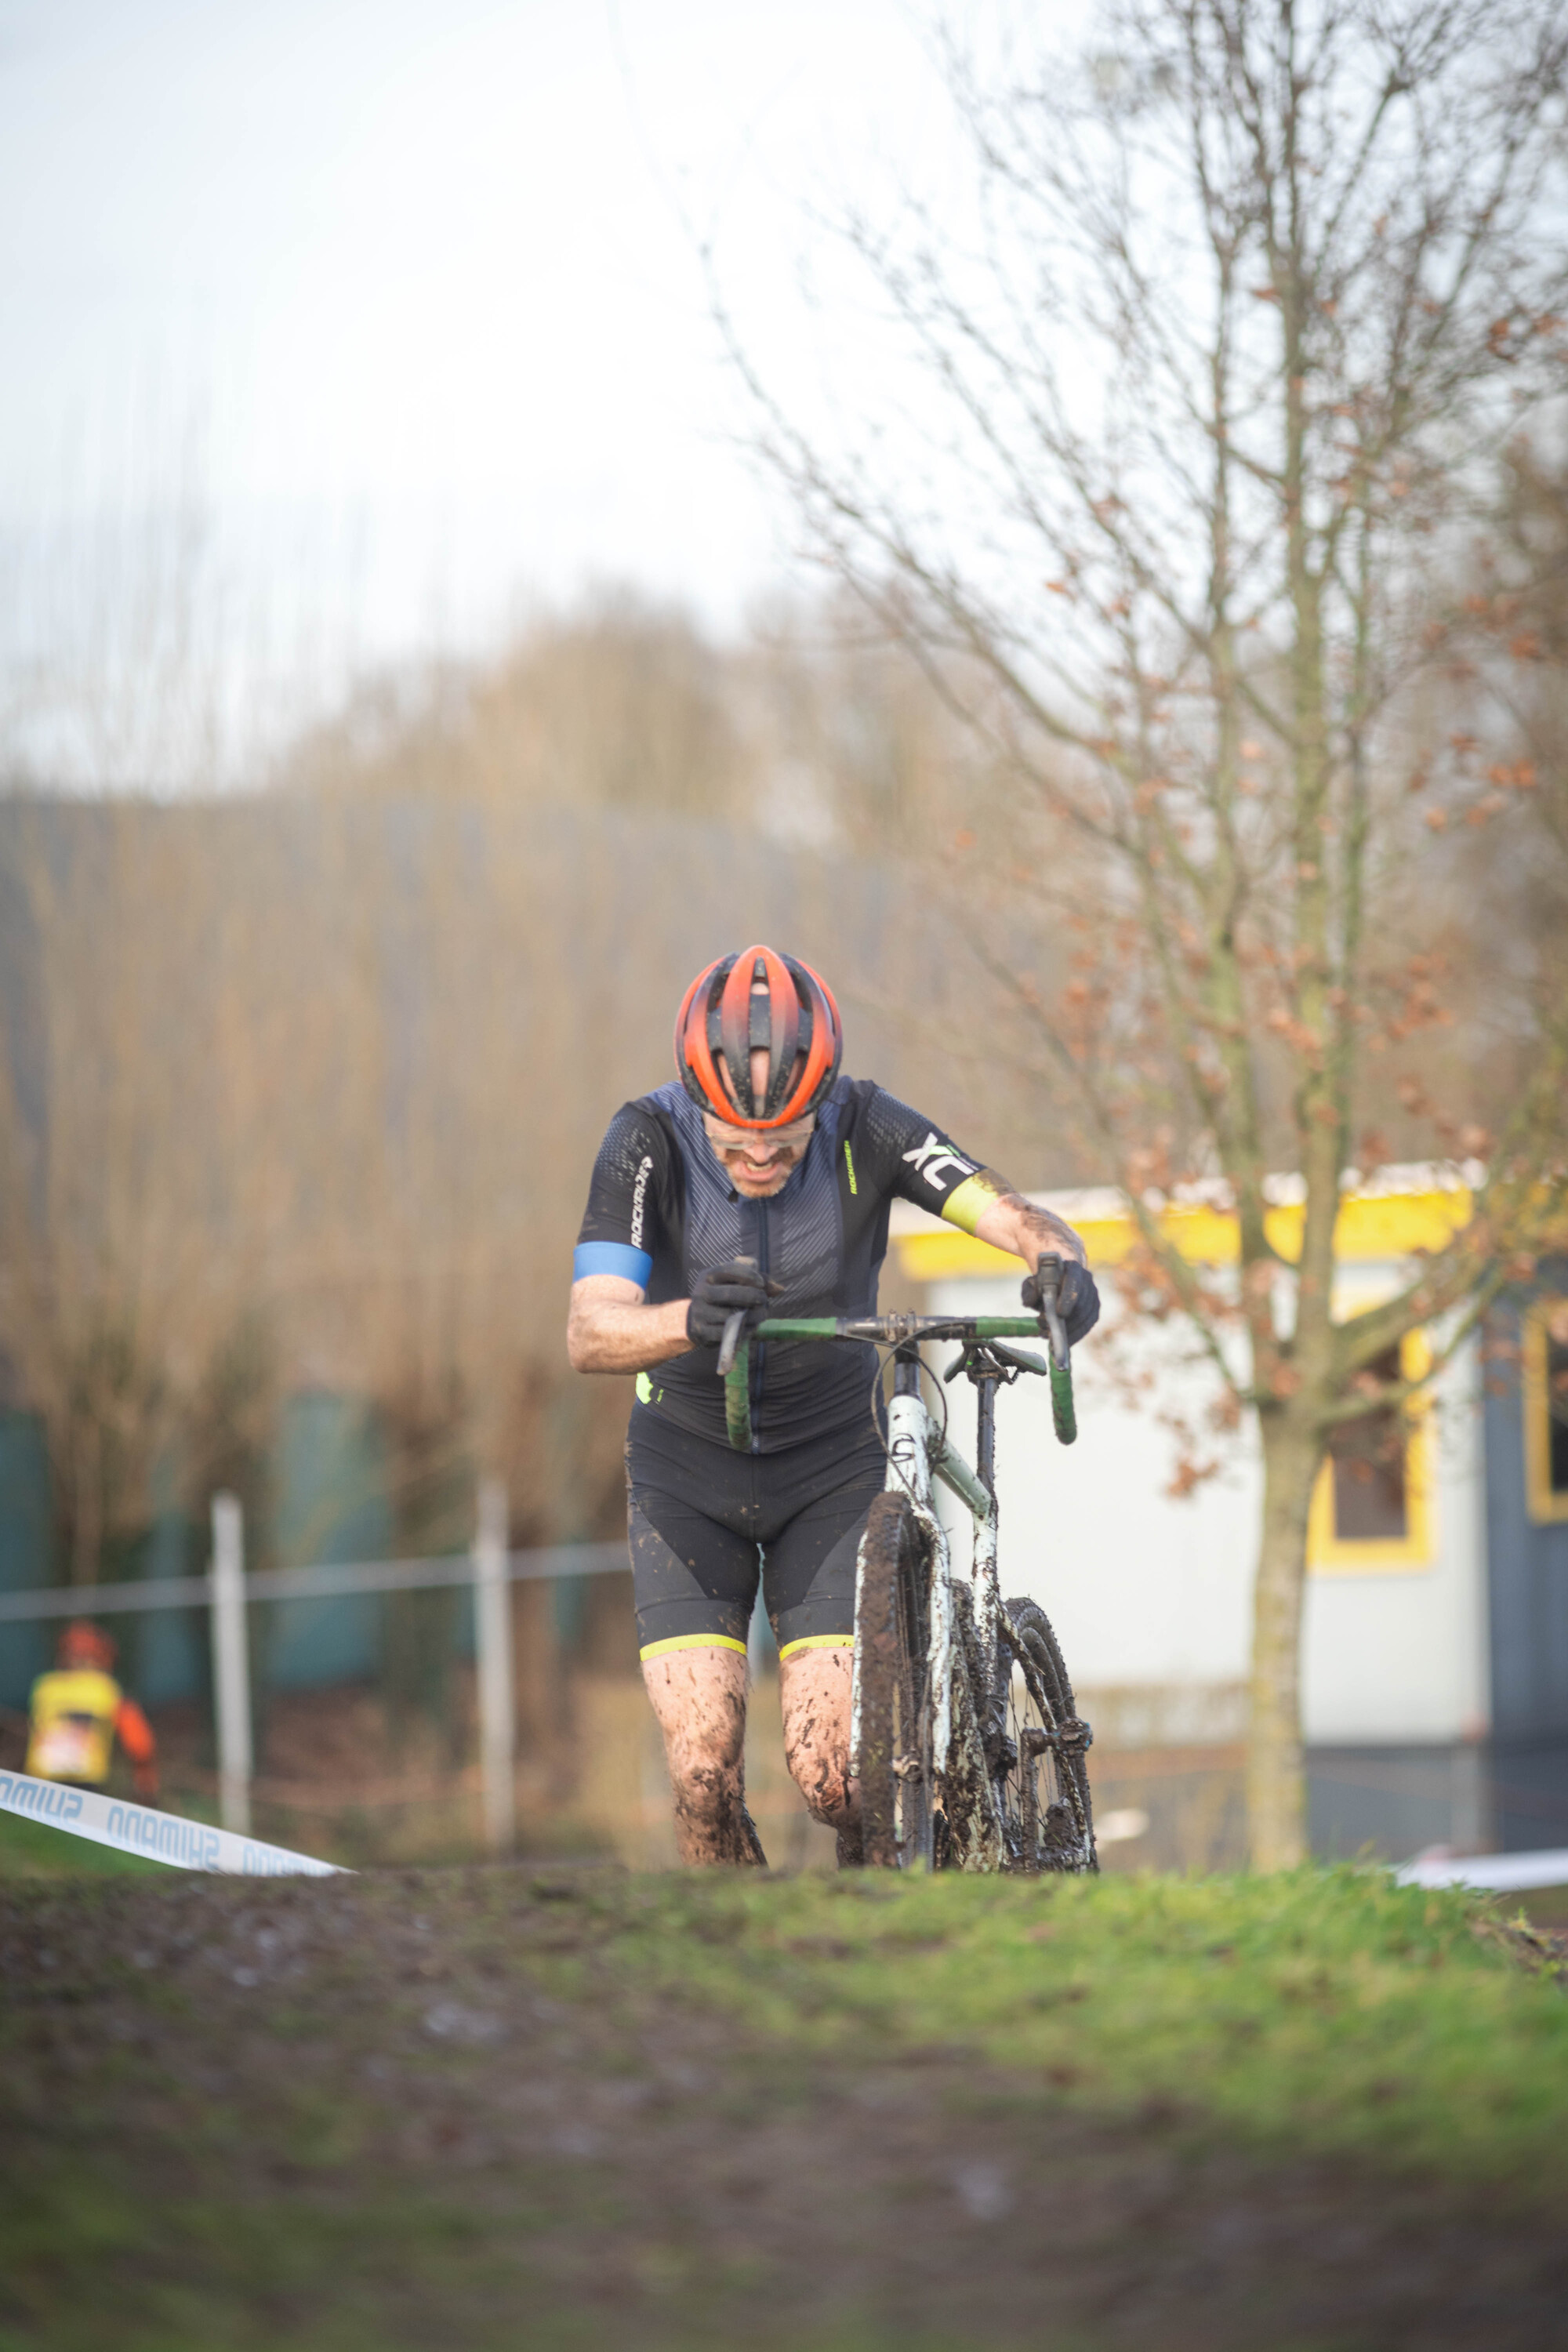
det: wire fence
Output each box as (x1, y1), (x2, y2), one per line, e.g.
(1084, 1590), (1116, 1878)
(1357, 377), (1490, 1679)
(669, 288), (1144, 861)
(1, 1484), (629, 1849)
(0, 1544), (629, 1621)
(9, 1504), (1566, 1877)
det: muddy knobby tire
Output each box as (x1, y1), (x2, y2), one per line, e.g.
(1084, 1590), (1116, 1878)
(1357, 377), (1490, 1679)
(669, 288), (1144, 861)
(855, 1490), (931, 1868)
(938, 1579), (1007, 1873)
(998, 1597), (1097, 1872)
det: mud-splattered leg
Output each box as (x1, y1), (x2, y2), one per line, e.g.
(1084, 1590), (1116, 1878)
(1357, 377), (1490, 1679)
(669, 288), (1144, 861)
(641, 1646), (767, 1866)
(780, 1644), (859, 1862)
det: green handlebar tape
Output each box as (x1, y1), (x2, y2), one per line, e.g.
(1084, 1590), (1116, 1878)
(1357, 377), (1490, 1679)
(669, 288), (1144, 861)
(724, 1343), (753, 1451)
(727, 1316), (1075, 1448)
(1050, 1359), (1077, 1446)
(751, 1316), (1048, 1342)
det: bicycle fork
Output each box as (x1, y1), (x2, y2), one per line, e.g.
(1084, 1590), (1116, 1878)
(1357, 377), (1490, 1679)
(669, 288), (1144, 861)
(849, 1356), (950, 1867)
(850, 1352), (1004, 1869)
(969, 1365), (1004, 1730)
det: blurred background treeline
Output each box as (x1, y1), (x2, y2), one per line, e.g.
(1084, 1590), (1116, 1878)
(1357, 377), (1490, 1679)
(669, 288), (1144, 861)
(0, 588), (1063, 1581)
(2, 437), (1565, 1863)
(0, 586), (1078, 1857)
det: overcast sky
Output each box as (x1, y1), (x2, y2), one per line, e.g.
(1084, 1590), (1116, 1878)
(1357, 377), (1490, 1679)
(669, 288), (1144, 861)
(0, 0), (975, 773)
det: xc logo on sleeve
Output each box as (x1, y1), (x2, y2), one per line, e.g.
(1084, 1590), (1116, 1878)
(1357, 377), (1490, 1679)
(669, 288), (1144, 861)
(902, 1133), (975, 1192)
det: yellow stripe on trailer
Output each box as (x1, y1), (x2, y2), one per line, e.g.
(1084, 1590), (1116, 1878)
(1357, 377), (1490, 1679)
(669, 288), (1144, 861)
(898, 1181), (1483, 1278)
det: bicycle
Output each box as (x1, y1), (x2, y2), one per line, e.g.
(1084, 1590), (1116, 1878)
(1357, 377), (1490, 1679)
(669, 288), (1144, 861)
(717, 1254), (1095, 1874)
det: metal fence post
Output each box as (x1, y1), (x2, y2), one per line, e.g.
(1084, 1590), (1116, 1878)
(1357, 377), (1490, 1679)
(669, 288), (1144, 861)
(209, 1493), (252, 1837)
(474, 1478), (515, 1854)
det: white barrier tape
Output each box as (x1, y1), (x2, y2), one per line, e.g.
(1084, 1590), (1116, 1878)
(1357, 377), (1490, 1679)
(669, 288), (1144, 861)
(1396, 1847), (1568, 1893)
(0, 1769), (347, 1877)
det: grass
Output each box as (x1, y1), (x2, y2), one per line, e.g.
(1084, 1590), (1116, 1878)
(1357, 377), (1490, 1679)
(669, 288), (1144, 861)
(597, 1864), (1568, 2188)
(0, 1807), (166, 1878)
(2, 1856), (1566, 2350)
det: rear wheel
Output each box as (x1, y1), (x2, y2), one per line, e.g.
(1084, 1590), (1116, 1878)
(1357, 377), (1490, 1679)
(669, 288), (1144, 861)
(996, 1598), (1096, 1873)
(855, 1492), (935, 1868)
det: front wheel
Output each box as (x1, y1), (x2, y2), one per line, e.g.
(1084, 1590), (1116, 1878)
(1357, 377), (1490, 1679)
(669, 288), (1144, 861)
(855, 1491), (935, 1869)
(996, 1598), (1096, 1873)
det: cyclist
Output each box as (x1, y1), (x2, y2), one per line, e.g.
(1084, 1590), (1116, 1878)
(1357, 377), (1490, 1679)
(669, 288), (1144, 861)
(26, 1620), (159, 1798)
(568, 945), (1098, 1866)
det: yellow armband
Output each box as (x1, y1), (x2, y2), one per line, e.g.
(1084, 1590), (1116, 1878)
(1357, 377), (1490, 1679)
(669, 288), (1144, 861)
(940, 1169), (1011, 1236)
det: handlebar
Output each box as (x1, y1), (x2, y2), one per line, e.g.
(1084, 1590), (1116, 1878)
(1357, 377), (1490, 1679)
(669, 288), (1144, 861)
(719, 1305), (1076, 1453)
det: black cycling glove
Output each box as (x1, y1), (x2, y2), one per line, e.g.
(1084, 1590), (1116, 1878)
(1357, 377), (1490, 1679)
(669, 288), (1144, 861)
(1021, 1258), (1101, 1345)
(685, 1258), (784, 1348)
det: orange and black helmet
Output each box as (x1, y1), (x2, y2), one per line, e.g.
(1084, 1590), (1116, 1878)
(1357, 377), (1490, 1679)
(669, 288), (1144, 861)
(58, 1620), (116, 1671)
(675, 946), (843, 1130)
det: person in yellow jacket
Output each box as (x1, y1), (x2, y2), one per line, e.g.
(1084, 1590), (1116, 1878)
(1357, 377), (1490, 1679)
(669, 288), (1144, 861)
(26, 1620), (159, 1797)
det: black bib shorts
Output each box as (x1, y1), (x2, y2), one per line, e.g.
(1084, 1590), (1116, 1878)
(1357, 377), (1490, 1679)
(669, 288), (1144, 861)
(627, 1404), (887, 1663)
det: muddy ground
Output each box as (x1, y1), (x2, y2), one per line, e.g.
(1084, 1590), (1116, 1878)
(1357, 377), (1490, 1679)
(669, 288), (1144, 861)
(3, 1863), (1566, 2352)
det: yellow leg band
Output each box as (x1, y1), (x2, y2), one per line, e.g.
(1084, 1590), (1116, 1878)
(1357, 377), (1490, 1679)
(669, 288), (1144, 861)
(778, 1635), (855, 1661)
(639, 1633), (748, 1662)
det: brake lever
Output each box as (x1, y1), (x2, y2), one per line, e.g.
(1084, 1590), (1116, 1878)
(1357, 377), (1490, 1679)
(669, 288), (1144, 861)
(717, 1310), (746, 1377)
(1034, 1252), (1071, 1371)
(715, 1256), (774, 1378)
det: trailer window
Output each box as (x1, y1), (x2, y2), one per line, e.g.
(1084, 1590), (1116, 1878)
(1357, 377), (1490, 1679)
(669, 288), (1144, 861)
(1524, 1301), (1568, 1525)
(1327, 1347), (1408, 1541)
(1308, 1330), (1433, 1573)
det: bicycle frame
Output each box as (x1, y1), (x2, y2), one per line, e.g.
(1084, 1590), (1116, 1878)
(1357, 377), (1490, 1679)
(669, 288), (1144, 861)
(723, 1308), (1080, 1870)
(878, 1345), (1000, 1867)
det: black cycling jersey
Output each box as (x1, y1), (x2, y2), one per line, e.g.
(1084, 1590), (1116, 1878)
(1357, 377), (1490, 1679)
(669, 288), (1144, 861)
(574, 1075), (996, 1453)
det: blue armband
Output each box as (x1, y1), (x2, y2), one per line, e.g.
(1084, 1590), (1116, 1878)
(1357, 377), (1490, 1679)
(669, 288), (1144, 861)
(572, 1242), (653, 1287)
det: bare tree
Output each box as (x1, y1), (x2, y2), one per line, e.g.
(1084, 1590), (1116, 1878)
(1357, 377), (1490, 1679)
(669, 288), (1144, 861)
(726, 0), (1568, 1862)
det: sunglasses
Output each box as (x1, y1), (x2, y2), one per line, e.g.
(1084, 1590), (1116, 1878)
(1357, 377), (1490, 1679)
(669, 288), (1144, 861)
(702, 1114), (816, 1158)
